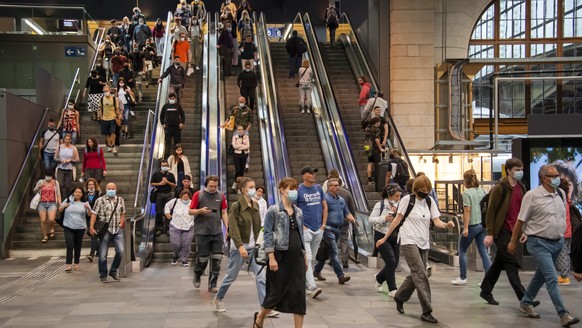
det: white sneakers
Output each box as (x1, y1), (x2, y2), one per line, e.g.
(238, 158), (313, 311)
(373, 273), (383, 292)
(451, 277), (468, 285)
(388, 290), (397, 298)
(213, 297), (226, 312)
(306, 287), (322, 299)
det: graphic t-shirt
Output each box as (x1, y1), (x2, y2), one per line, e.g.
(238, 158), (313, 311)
(297, 183), (325, 231)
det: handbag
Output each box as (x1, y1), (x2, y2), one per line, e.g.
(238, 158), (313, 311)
(30, 193), (41, 210)
(94, 198), (119, 239)
(225, 115), (235, 131)
(253, 228), (269, 266)
(149, 187), (158, 203)
(227, 144), (235, 156)
(55, 198), (69, 227)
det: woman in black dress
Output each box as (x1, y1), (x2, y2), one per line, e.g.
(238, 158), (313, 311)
(254, 177), (306, 328)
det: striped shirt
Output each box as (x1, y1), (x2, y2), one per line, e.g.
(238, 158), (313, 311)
(93, 195), (125, 234)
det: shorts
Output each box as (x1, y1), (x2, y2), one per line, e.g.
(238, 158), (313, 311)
(368, 151), (381, 163)
(38, 202), (57, 212)
(100, 120), (117, 135)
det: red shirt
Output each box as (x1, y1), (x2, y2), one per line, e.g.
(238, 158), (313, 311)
(503, 185), (523, 233)
(359, 82), (371, 106)
(82, 147), (106, 171)
(189, 190), (228, 210)
(111, 55), (127, 73)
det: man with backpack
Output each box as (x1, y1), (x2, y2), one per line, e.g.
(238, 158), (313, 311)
(385, 149), (410, 191)
(98, 85), (122, 154)
(479, 158), (533, 306)
(325, 3), (340, 48)
(285, 30), (306, 78)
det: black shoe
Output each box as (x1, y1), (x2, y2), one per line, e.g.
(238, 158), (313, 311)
(342, 262), (349, 269)
(421, 313), (438, 323)
(100, 276), (107, 283)
(395, 298), (404, 314)
(531, 300), (541, 308)
(108, 273), (120, 281)
(480, 291), (499, 305)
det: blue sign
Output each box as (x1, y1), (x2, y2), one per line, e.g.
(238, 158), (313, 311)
(267, 27), (284, 38)
(64, 46), (86, 57)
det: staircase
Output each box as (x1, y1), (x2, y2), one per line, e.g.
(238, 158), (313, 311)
(10, 69), (160, 257)
(223, 74), (266, 205)
(270, 43), (328, 184)
(319, 43), (380, 209)
(152, 69), (203, 261)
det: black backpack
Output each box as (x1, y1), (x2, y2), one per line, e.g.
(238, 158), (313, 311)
(479, 184), (506, 229)
(392, 158), (410, 186)
(296, 38), (307, 55)
(379, 195), (431, 235)
(327, 8), (338, 25)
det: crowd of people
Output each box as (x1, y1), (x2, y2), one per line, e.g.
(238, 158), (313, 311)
(26, 2), (582, 328)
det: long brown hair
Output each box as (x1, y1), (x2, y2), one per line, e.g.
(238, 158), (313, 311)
(172, 144), (184, 164)
(86, 137), (99, 152)
(463, 169), (479, 188)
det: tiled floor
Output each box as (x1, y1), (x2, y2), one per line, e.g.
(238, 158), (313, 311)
(0, 256), (581, 327)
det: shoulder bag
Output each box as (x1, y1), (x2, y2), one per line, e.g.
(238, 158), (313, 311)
(94, 198), (119, 239)
(295, 67), (309, 88)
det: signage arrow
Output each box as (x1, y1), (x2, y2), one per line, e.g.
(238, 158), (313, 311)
(66, 48), (75, 56)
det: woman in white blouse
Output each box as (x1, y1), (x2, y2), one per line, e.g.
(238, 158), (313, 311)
(167, 144), (192, 188)
(164, 189), (195, 266)
(231, 125), (250, 190)
(376, 175), (455, 324)
(298, 59), (313, 114)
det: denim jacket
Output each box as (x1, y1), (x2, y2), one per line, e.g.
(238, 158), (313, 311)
(263, 202), (305, 253)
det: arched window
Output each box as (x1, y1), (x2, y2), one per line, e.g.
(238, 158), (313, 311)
(468, 0), (582, 120)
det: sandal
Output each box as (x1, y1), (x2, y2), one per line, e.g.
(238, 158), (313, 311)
(73, 264), (80, 271)
(49, 231), (55, 239)
(253, 312), (262, 328)
(41, 236), (48, 243)
(65, 265), (72, 272)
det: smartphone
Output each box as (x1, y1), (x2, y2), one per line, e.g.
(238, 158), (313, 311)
(211, 209), (218, 212)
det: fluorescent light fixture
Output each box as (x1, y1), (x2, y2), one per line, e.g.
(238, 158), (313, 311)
(23, 18), (45, 35)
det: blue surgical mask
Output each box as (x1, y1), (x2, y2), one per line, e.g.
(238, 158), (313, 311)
(549, 177), (561, 189)
(106, 189), (116, 197)
(181, 199), (190, 205)
(512, 170), (524, 181)
(246, 188), (256, 198)
(287, 190), (298, 202)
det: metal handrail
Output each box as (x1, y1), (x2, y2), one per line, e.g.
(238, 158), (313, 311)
(131, 11), (174, 266)
(255, 12), (290, 204)
(200, 12), (211, 184)
(90, 28), (106, 70)
(216, 12), (227, 194)
(133, 110), (155, 208)
(1, 65), (79, 248)
(301, 13), (369, 212)
(338, 13), (416, 177)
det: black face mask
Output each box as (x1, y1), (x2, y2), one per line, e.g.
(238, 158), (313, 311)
(389, 154), (394, 159)
(416, 191), (428, 199)
(91, 72), (97, 77)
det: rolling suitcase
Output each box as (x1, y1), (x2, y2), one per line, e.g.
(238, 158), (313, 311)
(374, 153), (390, 193)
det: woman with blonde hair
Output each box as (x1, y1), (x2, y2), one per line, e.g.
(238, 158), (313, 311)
(376, 175), (455, 324)
(451, 170), (491, 285)
(298, 59), (313, 114)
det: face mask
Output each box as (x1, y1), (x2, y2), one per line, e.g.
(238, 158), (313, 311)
(134, 10), (139, 14)
(108, 91), (114, 96)
(119, 83), (125, 86)
(287, 190), (298, 202)
(512, 170), (524, 181)
(416, 191), (428, 199)
(245, 68), (251, 72)
(91, 72), (97, 77)
(174, 63), (180, 67)
(549, 177), (561, 189)
(48, 126), (56, 131)
(180, 37), (185, 42)
(169, 99), (176, 104)
(239, 103), (245, 108)
(157, 22), (162, 25)
(67, 104), (74, 109)
(106, 189), (116, 197)
(45, 176), (52, 181)
(238, 131), (244, 136)
(246, 188), (256, 198)
(133, 48), (139, 52)
(389, 154), (394, 159)
(88, 188), (95, 193)
(181, 199), (190, 205)
(227, 28), (232, 32)
(161, 166), (170, 172)
(389, 200), (398, 206)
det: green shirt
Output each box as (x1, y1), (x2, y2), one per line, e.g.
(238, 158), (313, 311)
(231, 105), (253, 129)
(462, 187), (486, 225)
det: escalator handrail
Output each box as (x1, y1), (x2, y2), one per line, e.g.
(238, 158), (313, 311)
(300, 13), (369, 212)
(90, 28), (106, 71)
(255, 12), (291, 204)
(200, 12), (211, 185)
(131, 11), (174, 266)
(338, 13), (416, 178)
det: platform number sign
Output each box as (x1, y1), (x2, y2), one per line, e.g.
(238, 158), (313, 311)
(267, 27), (283, 38)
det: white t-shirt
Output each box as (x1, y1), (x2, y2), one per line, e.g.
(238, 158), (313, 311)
(396, 194), (440, 249)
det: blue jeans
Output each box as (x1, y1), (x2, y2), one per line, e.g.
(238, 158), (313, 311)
(42, 151), (58, 172)
(98, 230), (124, 278)
(314, 228), (344, 277)
(458, 224), (491, 280)
(288, 56), (301, 78)
(112, 73), (120, 88)
(216, 247), (266, 304)
(521, 236), (567, 316)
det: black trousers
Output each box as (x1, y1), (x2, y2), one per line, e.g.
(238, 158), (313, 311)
(233, 152), (248, 180)
(155, 191), (174, 230)
(240, 86), (256, 109)
(64, 227), (85, 264)
(194, 233), (223, 288)
(480, 229), (525, 300)
(374, 230), (400, 291)
(164, 126), (182, 158)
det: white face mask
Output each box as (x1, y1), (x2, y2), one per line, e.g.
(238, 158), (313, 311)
(169, 99), (176, 104)
(67, 104), (74, 109)
(239, 103), (245, 108)
(180, 37), (185, 41)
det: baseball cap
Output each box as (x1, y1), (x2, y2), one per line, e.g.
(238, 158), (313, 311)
(301, 166), (318, 175)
